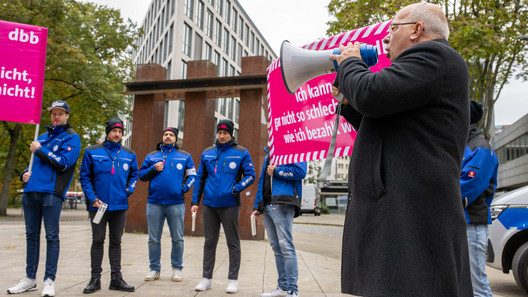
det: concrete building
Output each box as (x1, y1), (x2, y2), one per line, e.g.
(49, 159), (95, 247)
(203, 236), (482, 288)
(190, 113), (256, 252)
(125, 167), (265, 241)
(133, 0), (277, 140)
(492, 113), (528, 191)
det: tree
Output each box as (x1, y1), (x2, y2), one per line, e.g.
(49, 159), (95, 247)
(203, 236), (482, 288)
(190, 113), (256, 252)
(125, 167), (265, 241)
(0, 0), (139, 215)
(327, 0), (528, 140)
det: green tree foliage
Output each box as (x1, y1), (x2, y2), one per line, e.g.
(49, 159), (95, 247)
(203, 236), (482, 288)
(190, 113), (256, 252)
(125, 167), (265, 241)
(0, 0), (139, 215)
(328, 0), (528, 140)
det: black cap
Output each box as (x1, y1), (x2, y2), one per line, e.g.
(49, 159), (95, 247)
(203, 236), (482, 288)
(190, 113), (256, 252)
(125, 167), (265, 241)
(163, 127), (179, 139)
(217, 119), (234, 136)
(47, 100), (70, 114)
(105, 118), (124, 135)
(470, 100), (483, 124)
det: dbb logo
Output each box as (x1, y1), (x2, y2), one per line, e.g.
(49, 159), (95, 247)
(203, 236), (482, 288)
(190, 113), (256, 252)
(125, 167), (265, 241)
(8, 28), (39, 44)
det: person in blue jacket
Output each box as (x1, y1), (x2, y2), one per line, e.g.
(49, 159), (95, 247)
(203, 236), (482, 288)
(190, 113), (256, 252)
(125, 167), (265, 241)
(8, 100), (81, 297)
(191, 119), (255, 294)
(139, 127), (196, 283)
(460, 100), (499, 297)
(252, 146), (307, 297)
(79, 118), (139, 294)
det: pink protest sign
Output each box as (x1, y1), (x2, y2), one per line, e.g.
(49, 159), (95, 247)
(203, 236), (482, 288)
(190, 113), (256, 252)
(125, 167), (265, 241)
(0, 20), (48, 124)
(267, 21), (392, 165)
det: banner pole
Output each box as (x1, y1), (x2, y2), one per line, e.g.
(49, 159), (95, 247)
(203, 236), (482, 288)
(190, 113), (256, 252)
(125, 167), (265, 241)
(28, 124), (40, 174)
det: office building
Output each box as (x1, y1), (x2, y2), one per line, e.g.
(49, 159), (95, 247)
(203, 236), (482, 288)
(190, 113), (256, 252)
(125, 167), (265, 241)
(133, 0), (277, 140)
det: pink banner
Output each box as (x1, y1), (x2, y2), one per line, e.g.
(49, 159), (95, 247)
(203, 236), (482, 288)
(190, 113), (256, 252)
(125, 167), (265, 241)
(267, 21), (392, 165)
(0, 20), (48, 124)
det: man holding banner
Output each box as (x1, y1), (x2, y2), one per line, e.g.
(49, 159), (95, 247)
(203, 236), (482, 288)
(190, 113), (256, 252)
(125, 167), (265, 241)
(8, 100), (81, 296)
(252, 146), (306, 297)
(331, 3), (472, 297)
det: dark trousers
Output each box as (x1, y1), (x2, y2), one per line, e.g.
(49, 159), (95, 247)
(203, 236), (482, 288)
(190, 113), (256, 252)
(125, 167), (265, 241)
(89, 210), (127, 279)
(202, 205), (240, 280)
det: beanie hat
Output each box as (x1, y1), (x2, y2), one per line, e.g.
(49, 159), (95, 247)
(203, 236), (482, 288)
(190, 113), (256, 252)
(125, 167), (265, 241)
(163, 127), (179, 139)
(105, 118), (124, 135)
(470, 100), (483, 124)
(47, 100), (70, 114)
(217, 119), (234, 136)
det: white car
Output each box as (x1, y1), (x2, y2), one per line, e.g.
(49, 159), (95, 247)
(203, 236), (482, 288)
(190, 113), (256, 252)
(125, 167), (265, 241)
(487, 185), (528, 293)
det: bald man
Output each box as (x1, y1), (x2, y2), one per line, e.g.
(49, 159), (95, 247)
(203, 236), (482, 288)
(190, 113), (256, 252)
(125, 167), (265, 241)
(331, 3), (473, 297)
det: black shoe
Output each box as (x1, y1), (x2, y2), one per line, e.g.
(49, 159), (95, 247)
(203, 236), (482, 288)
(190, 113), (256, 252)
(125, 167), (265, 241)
(83, 278), (101, 294)
(109, 278), (134, 292)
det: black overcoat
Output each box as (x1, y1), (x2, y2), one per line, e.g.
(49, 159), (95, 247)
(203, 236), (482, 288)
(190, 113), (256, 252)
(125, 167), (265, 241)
(334, 39), (473, 297)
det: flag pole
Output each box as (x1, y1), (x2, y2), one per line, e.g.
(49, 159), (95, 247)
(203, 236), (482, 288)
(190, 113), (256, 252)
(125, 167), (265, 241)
(27, 124), (40, 174)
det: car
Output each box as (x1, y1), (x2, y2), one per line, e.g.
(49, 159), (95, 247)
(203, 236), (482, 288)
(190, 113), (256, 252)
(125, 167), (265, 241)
(300, 184), (320, 216)
(487, 185), (528, 293)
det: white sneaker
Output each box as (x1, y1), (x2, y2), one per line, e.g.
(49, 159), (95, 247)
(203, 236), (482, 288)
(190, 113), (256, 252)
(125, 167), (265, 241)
(41, 279), (55, 297)
(286, 291), (298, 297)
(195, 278), (212, 291)
(171, 268), (182, 282)
(144, 270), (160, 281)
(261, 287), (288, 297)
(226, 279), (238, 293)
(7, 277), (37, 294)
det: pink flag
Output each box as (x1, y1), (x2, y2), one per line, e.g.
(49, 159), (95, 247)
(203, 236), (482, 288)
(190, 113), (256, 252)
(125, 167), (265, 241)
(0, 20), (48, 124)
(267, 21), (392, 165)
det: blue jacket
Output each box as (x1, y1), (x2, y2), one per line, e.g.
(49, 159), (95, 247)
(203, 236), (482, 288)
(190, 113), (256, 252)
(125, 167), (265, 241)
(192, 139), (255, 208)
(22, 123), (81, 199)
(139, 143), (196, 205)
(80, 141), (139, 211)
(461, 124), (499, 224)
(254, 147), (307, 215)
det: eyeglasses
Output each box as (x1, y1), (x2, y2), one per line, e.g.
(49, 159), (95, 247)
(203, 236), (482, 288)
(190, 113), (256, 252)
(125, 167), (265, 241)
(389, 22), (418, 34)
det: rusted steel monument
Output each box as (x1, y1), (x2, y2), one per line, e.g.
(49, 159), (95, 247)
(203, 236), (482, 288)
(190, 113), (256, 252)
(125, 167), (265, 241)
(123, 56), (270, 240)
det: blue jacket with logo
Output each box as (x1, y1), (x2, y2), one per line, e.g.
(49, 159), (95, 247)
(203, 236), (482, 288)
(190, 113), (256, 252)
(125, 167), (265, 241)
(254, 147), (307, 215)
(192, 139), (255, 208)
(80, 141), (139, 211)
(461, 124), (499, 224)
(139, 143), (196, 205)
(22, 123), (81, 199)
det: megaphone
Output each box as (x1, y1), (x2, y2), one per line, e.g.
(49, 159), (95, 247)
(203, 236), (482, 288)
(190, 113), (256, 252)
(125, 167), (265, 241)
(280, 40), (378, 95)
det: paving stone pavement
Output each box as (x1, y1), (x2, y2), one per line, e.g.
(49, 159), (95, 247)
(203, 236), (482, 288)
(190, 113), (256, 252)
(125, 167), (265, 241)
(1, 208), (347, 297)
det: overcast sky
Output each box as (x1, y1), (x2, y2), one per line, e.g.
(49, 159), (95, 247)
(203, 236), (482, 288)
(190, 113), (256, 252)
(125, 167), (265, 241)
(84, 0), (527, 126)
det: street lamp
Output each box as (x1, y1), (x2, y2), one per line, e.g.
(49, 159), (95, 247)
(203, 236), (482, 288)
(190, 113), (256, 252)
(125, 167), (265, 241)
(517, 34), (528, 41)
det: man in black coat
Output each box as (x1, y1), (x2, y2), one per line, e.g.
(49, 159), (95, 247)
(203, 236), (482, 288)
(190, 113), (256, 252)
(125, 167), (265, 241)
(331, 3), (473, 297)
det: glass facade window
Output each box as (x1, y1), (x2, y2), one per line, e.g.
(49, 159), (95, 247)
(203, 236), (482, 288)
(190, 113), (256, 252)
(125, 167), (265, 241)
(232, 9), (238, 32)
(223, 28), (229, 53)
(183, 23), (192, 56)
(215, 19), (222, 46)
(206, 9), (213, 38)
(168, 23), (173, 55)
(222, 58), (228, 76)
(178, 101), (185, 131)
(185, 0), (194, 20)
(165, 3), (170, 26)
(250, 31), (255, 53)
(227, 97), (233, 119)
(197, 1), (204, 30)
(244, 25), (249, 46)
(213, 50), (220, 65)
(217, 0), (223, 15)
(238, 16), (243, 38)
(235, 99), (239, 123)
(181, 60), (187, 79)
(219, 97), (226, 115)
(204, 42), (212, 60)
(230, 37), (236, 60)
(496, 132), (528, 164)
(225, 0), (231, 24)
(166, 59), (172, 79)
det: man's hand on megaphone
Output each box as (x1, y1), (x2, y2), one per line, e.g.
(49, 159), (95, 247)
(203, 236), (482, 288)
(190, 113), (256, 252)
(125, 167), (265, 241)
(332, 86), (349, 105)
(330, 42), (362, 66)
